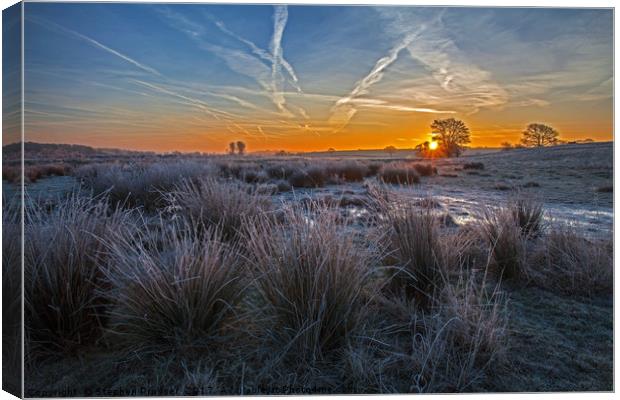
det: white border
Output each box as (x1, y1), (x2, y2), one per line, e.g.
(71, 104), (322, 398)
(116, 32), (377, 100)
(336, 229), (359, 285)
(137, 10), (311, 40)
(0, 1), (617, 400)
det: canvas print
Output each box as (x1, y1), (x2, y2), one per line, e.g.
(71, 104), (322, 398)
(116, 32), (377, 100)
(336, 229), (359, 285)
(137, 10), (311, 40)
(1, 1), (614, 397)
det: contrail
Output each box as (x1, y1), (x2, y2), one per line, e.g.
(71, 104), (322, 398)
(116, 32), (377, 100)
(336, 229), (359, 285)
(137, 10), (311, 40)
(269, 5), (292, 114)
(212, 18), (302, 93)
(28, 16), (161, 77)
(329, 31), (420, 130)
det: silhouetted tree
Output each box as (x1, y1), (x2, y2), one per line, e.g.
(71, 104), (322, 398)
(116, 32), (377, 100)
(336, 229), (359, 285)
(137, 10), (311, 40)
(236, 141), (246, 155)
(430, 118), (471, 157)
(228, 142), (236, 155)
(521, 123), (559, 147)
(501, 142), (514, 151)
(384, 145), (397, 157)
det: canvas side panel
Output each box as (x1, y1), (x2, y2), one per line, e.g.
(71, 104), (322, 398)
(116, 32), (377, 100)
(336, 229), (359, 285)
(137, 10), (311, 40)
(2, 1), (24, 398)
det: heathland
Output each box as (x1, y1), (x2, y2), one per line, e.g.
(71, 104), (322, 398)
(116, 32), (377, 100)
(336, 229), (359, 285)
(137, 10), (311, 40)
(2, 141), (612, 395)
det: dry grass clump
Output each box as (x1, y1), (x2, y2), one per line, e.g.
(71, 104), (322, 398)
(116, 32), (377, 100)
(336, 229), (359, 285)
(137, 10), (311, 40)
(266, 163), (296, 180)
(102, 220), (246, 356)
(25, 164), (72, 183)
(596, 185), (613, 193)
(412, 163), (437, 177)
(366, 163), (382, 177)
(24, 195), (132, 356)
(477, 207), (528, 281)
(325, 162), (368, 182)
(3, 200), (22, 379)
(76, 160), (213, 211)
(379, 165), (420, 185)
(385, 206), (443, 303)
(3, 163), (72, 183)
(167, 178), (272, 240)
(2, 165), (20, 183)
(288, 167), (327, 188)
(245, 204), (381, 364)
(345, 258), (506, 393)
(379, 199), (479, 308)
(463, 162), (484, 170)
(509, 196), (544, 237)
(531, 226), (612, 296)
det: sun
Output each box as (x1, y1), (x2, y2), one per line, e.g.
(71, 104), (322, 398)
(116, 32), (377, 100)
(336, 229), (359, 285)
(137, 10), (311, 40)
(429, 141), (439, 151)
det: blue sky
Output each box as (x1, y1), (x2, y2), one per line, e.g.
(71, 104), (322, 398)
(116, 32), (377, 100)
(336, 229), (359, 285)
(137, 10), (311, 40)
(15, 3), (614, 151)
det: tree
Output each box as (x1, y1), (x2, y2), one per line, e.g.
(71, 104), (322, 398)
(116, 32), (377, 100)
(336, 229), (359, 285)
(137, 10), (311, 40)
(236, 141), (246, 155)
(521, 123), (559, 147)
(228, 142), (236, 155)
(384, 145), (397, 157)
(430, 118), (471, 157)
(501, 142), (513, 151)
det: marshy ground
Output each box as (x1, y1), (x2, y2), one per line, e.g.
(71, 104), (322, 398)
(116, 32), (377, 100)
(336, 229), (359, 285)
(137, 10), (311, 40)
(2, 141), (613, 395)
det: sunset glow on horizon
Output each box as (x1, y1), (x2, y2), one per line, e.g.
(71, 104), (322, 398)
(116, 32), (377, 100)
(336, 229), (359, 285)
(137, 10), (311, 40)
(5, 4), (613, 153)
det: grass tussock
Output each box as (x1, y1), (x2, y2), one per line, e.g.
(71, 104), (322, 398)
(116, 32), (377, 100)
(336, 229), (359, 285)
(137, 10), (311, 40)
(3, 200), (22, 376)
(245, 203), (381, 364)
(412, 163), (437, 177)
(24, 195), (132, 356)
(325, 161), (368, 182)
(379, 165), (420, 185)
(463, 162), (485, 170)
(288, 167), (327, 188)
(102, 220), (246, 356)
(509, 196), (544, 237)
(478, 207), (528, 281)
(167, 178), (272, 240)
(76, 161), (213, 210)
(532, 226), (612, 296)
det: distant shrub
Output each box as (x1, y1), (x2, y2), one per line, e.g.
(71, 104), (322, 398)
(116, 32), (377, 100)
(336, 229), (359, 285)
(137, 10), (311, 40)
(379, 166), (420, 185)
(288, 167), (327, 188)
(522, 181), (540, 188)
(596, 185), (613, 193)
(463, 162), (485, 170)
(412, 163), (437, 177)
(103, 221), (245, 355)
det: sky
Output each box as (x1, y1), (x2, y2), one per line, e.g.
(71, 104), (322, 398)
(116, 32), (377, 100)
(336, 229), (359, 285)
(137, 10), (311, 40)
(8, 3), (614, 152)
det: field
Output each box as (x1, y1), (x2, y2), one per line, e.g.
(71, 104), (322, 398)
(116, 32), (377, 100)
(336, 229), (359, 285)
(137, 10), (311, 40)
(2, 142), (613, 395)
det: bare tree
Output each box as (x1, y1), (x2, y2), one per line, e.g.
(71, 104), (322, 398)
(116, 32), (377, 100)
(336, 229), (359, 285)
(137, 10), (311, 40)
(521, 123), (559, 147)
(228, 142), (236, 155)
(236, 141), (246, 155)
(430, 118), (471, 157)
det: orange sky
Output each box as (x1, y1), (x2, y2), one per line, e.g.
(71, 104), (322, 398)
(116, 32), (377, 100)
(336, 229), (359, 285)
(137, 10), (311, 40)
(7, 4), (613, 154)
